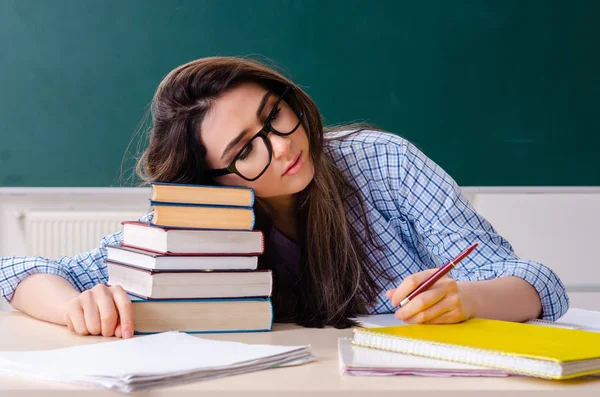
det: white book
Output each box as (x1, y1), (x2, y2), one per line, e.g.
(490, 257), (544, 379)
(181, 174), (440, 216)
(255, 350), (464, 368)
(106, 244), (258, 271)
(121, 221), (264, 255)
(338, 337), (507, 377)
(107, 263), (272, 299)
(353, 308), (600, 332)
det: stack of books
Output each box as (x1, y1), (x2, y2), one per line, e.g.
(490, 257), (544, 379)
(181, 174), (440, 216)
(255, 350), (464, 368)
(106, 182), (272, 334)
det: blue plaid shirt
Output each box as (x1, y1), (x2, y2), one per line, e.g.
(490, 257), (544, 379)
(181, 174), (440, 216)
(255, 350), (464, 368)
(0, 131), (569, 320)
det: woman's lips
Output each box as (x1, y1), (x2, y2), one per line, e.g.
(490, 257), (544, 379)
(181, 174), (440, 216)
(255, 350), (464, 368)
(283, 152), (303, 176)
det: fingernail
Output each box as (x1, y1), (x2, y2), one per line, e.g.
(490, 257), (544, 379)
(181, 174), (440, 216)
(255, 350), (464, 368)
(123, 330), (133, 339)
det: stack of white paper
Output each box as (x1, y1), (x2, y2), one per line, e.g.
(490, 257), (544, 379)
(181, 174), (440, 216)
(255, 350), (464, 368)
(0, 332), (314, 392)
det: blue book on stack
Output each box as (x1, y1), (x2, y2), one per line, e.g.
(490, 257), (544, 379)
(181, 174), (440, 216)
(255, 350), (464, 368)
(128, 294), (273, 334)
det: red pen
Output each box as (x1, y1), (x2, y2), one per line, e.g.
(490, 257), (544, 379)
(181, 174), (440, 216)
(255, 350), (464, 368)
(400, 242), (479, 307)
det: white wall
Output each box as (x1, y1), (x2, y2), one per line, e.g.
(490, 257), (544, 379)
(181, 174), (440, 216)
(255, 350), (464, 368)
(0, 188), (149, 311)
(468, 187), (600, 313)
(1, 187), (599, 312)
(469, 188), (600, 290)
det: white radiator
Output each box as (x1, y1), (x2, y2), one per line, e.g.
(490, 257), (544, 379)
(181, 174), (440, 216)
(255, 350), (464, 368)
(23, 211), (143, 259)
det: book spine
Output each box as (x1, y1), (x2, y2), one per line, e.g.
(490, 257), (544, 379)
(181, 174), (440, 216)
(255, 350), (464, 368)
(150, 182), (254, 194)
(150, 200), (254, 210)
(133, 328), (271, 335)
(118, 243), (262, 256)
(108, 261), (268, 275)
(148, 222), (254, 231)
(267, 298), (274, 331)
(128, 294), (272, 303)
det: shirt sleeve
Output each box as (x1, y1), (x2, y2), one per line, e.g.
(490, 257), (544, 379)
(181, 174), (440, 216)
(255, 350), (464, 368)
(386, 139), (569, 321)
(0, 212), (154, 303)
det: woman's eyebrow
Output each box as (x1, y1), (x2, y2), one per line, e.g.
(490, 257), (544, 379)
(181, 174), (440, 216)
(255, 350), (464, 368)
(255, 90), (272, 118)
(220, 91), (272, 161)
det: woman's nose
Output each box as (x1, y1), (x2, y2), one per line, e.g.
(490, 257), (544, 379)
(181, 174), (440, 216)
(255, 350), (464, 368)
(269, 133), (292, 159)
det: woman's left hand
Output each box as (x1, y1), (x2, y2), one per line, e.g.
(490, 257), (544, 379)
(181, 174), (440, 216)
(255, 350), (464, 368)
(386, 269), (476, 324)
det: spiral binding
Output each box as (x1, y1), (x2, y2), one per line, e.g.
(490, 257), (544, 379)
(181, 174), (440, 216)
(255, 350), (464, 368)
(527, 319), (581, 330)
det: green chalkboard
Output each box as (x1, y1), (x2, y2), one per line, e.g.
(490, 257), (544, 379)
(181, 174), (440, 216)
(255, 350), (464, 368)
(1, 0), (599, 186)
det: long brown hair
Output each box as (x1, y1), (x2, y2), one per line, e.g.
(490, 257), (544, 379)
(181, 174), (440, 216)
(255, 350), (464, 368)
(136, 57), (384, 328)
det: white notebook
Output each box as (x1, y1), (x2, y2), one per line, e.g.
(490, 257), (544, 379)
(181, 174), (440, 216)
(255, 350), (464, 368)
(354, 308), (600, 332)
(338, 337), (508, 377)
(0, 332), (314, 392)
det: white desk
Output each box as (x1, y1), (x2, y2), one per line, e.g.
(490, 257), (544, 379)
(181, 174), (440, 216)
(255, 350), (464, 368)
(1, 312), (599, 396)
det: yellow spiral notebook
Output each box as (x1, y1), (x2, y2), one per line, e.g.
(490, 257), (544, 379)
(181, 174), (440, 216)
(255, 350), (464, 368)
(352, 318), (600, 379)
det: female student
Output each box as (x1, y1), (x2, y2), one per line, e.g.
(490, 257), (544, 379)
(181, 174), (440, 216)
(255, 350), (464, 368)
(0, 57), (568, 338)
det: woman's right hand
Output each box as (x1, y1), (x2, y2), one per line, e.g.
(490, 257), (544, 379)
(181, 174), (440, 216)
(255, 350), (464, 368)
(63, 284), (134, 338)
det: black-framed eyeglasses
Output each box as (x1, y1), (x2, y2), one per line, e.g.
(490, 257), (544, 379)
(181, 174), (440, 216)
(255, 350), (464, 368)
(207, 86), (304, 182)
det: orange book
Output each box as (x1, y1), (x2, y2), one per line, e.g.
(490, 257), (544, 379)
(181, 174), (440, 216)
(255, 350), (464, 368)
(150, 182), (254, 207)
